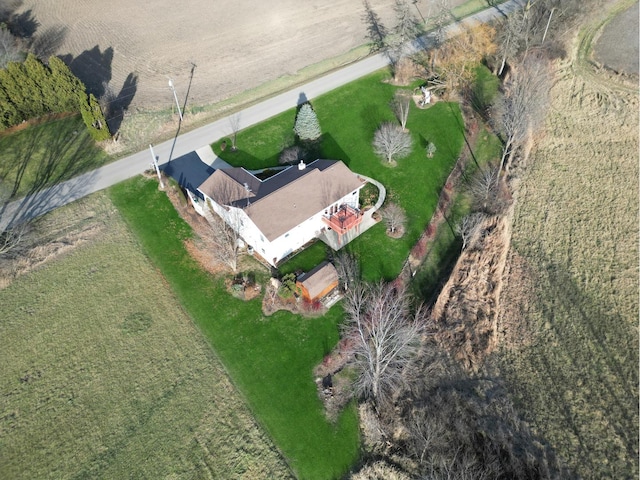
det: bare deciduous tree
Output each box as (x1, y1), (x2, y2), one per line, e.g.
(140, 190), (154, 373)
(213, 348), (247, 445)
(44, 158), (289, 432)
(373, 122), (413, 164)
(0, 27), (23, 68)
(29, 25), (67, 61)
(470, 165), (500, 212)
(496, 11), (527, 75)
(381, 202), (406, 236)
(343, 281), (425, 408)
(205, 203), (242, 272)
(228, 113), (241, 151)
(455, 212), (486, 250)
(494, 52), (551, 173)
(391, 90), (411, 130)
(334, 249), (361, 293)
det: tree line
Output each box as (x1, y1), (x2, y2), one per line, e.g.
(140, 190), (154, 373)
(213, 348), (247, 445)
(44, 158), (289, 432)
(0, 52), (110, 140)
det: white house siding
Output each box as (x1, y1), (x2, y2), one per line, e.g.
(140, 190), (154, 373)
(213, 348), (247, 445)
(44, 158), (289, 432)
(199, 187), (363, 267)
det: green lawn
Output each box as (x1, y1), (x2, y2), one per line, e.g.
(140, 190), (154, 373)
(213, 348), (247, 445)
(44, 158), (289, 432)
(0, 115), (108, 198)
(215, 71), (465, 280)
(412, 122), (502, 304)
(109, 177), (359, 480)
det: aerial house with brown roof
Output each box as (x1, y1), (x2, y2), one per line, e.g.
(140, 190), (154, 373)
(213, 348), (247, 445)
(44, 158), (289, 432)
(197, 159), (367, 267)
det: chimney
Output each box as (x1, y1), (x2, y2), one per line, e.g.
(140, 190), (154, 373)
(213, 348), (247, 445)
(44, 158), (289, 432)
(298, 160), (306, 170)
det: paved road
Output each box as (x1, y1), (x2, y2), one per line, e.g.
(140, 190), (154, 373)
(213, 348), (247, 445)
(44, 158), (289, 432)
(0, 0), (524, 231)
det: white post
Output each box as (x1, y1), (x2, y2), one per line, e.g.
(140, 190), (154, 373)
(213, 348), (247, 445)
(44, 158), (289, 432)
(149, 144), (165, 189)
(168, 79), (183, 121)
(542, 8), (555, 44)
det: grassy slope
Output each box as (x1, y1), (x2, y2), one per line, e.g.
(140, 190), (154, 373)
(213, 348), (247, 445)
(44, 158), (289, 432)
(215, 71), (464, 281)
(0, 115), (108, 198)
(109, 178), (359, 480)
(0, 194), (291, 479)
(496, 32), (639, 479)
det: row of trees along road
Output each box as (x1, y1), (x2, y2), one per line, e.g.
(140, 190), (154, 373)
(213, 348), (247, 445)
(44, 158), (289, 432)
(0, 53), (110, 140)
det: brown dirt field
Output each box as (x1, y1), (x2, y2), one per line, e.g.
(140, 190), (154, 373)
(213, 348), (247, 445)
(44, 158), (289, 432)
(495, 4), (639, 477)
(17, 0), (407, 110)
(593, 1), (639, 75)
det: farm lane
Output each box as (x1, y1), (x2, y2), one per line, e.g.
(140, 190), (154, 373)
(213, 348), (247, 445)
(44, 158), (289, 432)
(0, 0), (525, 232)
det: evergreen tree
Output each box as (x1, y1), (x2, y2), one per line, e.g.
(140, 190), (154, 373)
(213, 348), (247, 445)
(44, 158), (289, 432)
(4, 61), (32, 118)
(0, 78), (19, 128)
(22, 53), (57, 110)
(293, 102), (321, 141)
(48, 56), (85, 112)
(80, 93), (110, 141)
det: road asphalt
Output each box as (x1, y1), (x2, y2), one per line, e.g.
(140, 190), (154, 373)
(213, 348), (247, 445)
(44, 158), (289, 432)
(0, 0), (524, 231)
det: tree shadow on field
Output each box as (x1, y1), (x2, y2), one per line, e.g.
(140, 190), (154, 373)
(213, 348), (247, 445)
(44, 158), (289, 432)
(106, 72), (138, 135)
(60, 46), (114, 99)
(0, 117), (101, 232)
(3, 8), (38, 39)
(30, 25), (68, 61)
(360, 104), (384, 134)
(390, 342), (579, 479)
(59, 46), (138, 135)
(504, 245), (639, 472)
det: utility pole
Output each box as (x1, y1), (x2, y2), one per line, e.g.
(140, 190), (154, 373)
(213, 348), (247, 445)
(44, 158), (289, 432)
(168, 79), (183, 121)
(149, 144), (165, 189)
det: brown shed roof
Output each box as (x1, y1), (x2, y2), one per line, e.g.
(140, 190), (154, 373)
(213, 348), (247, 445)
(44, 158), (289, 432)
(297, 261), (339, 300)
(198, 160), (365, 241)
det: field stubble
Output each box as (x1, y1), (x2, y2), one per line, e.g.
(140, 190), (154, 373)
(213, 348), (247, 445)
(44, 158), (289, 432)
(0, 194), (292, 479)
(497, 13), (639, 479)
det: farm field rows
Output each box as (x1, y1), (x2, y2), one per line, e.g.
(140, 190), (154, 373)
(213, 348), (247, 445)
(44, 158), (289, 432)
(0, 194), (292, 479)
(496, 6), (639, 477)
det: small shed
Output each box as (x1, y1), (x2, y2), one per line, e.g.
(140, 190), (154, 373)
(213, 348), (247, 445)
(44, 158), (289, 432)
(296, 261), (339, 302)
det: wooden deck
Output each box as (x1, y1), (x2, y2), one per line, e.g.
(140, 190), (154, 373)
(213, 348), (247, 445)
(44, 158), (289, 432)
(322, 205), (362, 235)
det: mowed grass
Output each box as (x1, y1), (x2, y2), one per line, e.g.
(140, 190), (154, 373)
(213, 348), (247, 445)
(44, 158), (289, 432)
(0, 115), (109, 197)
(496, 36), (639, 479)
(109, 177), (360, 480)
(0, 193), (292, 479)
(215, 71), (464, 280)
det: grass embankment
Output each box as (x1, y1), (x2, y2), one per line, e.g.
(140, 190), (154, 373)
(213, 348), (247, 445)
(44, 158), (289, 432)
(496, 22), (639, 478)
(0, 115), (108, 198)
(0, 194), (291, 479)
(110, 178), (359, 480)
(215, 71), (465, 280)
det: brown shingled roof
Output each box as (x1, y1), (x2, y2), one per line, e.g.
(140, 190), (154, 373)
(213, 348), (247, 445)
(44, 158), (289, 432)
(198, 160), (365, 241)
(198, 168), (258, 206)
